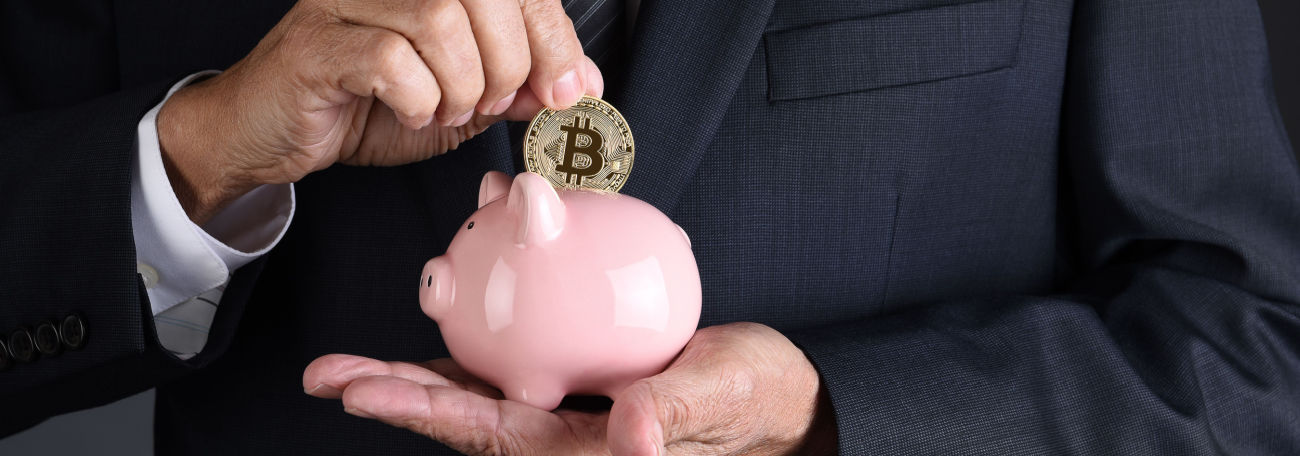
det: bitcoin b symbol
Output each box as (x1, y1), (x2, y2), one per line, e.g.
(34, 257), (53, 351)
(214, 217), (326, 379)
(556, 115), (605, 186)
(523, 96), (634, 192)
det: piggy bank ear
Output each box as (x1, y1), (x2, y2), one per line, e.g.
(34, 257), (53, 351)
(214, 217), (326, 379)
(507, 172), (566, 245)
(479, 171), (513, 208)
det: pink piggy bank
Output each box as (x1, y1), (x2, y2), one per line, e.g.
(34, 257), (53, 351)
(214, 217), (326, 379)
(419, 171), (701, 410)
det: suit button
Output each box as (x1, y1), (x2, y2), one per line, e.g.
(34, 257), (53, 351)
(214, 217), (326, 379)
(0, 339), (11, 371)
(60, 314), (87, 350)
(8, 328), (37, 363)
(34, 322), (62, 357)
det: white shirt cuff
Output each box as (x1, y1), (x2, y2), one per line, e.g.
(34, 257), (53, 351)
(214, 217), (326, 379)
(132, 71), (296, 316)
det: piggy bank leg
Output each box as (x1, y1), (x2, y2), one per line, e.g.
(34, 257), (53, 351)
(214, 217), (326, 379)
(500, 381), (566, 411)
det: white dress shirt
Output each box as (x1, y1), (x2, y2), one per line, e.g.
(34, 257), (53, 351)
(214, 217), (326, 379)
(133, 72), (294, 359)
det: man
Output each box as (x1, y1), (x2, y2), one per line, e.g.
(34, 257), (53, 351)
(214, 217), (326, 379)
(2, 0), (1298, 454)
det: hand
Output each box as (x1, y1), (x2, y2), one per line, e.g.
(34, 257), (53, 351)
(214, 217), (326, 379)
(157, 0), (603, 223)
(302, 323), (839, 455)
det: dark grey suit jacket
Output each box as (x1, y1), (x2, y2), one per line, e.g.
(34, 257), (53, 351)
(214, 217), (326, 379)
(2, 0), (1298, 454)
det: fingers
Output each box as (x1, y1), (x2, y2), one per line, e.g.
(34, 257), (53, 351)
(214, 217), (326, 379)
(424, 358), (490, 385)
(350, 101), (496, 166)
(303, 354), (455, 398)
(461, 0), (531, 115)
(520, 0), (591, 109)
(323, 0), (606, 126)
(311, 22), (440, 130)
(501, 56), (604, 121)
(412, 0), (483, 126)
(341, 375), (600, 455)
(341, 376), (501, 444)
(502, 85), (546, 121)
(333, 0), (485, 126)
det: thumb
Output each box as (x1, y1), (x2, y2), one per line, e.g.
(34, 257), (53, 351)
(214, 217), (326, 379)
(607, 380), (667, 456)
(608, 371), (734, 456)
(500, 56), (604, 122)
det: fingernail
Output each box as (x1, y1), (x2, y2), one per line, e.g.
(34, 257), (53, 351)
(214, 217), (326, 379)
(344, 407), (376, 419)
(488, 90), (517, 116)
(552, 70), (580, 108)
(405, 114), (430, 130)
(306, 384), (343, 397)
(451, 110), (474, 127)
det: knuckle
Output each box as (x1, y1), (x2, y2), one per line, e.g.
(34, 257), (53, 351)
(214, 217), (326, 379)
(439, 392), (515, 456)
(522, 6), (579, 59)
(418, 0), (463, 35)
(520, 0), (563, 20)
(394, 0), (450, 50)
(715, 363), (758, 399)
(538, 26), (579, 61)
(369, 33), (409, 69)
(649, 384), (695, 430)
(441, 69), (484, 110)
(487, 58), (530, 94)
(367, 33), (411, 83)
(429, 394), (484, 449)
(446, 42), (485, 92)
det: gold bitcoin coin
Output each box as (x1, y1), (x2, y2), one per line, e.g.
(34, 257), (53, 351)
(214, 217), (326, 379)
(523, 96), (634, 192)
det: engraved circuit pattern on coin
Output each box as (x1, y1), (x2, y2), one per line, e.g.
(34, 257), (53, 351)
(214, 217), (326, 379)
(524, 96), (635, 193)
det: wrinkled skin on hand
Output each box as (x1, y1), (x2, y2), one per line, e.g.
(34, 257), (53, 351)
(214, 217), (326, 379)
(303, 322), (838, 455)
(156, 0), (603, 223)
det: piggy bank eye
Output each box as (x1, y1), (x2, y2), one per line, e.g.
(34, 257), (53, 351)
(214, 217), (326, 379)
(426, 275), (432, 287)
(467, 221), (475, 230)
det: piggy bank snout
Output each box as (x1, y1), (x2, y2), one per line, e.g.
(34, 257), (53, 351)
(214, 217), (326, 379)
(419, 257), (454, 321)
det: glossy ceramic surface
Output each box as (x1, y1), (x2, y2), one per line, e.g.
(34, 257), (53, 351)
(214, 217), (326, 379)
(420, 171), (701, 410)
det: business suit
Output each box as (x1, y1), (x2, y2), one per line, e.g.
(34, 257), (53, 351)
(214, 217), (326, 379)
(3, 0), (1298, 454)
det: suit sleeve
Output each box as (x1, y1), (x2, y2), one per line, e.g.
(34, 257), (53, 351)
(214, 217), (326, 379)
(783, 0), (1300, 453)
(0, 82), (266, 435)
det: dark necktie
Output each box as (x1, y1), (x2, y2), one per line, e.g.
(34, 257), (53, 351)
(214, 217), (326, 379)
(565, 0), (627, 70)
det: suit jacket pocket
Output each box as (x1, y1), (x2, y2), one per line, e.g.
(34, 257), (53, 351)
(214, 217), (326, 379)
(764, 0), (1025, 101)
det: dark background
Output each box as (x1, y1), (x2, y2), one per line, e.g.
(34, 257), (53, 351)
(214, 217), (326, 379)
(1261, 0), (1300, 160)
(1, 1), (1296, 454)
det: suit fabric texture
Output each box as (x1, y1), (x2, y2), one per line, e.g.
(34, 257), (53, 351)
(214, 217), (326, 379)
(2, 0), (1298, 454)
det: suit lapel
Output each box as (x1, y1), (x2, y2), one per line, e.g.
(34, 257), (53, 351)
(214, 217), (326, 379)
(613, 0), (778, 214)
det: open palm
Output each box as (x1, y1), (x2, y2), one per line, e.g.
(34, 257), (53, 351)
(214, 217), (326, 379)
(303, 354), (612, 454)
(302, 323), (838, 456)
